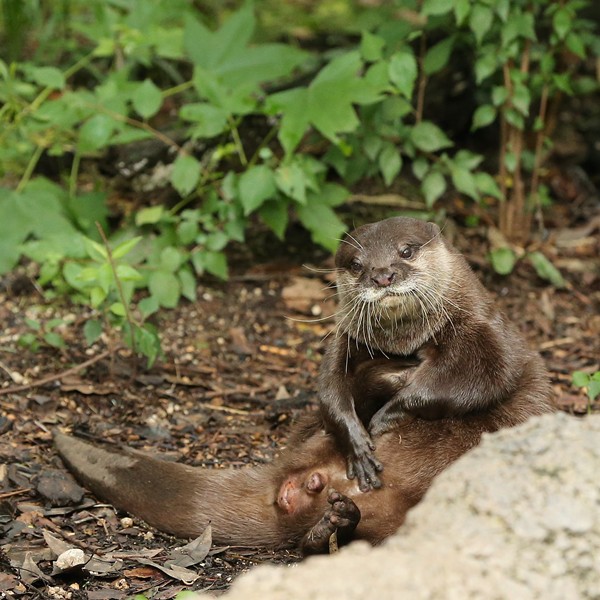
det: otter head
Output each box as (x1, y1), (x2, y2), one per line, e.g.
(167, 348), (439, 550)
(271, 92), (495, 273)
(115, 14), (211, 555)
(334, 217), (453, 346)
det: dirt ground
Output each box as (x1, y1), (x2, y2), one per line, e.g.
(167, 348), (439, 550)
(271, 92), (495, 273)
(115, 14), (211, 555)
(1, 197), (599, 599)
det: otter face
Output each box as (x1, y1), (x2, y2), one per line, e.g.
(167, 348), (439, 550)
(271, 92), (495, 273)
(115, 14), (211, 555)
(333, 217), (452, 345)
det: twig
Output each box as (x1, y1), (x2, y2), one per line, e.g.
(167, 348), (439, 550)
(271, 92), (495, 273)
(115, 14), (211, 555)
(95, 222), (138, 356)
(0, 349), (112, 396)
(0, 488), (33, 499)
(415, 32), (428, 124)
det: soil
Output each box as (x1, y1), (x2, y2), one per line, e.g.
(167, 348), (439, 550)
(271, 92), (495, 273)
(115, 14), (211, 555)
(1, 197), (599, 599)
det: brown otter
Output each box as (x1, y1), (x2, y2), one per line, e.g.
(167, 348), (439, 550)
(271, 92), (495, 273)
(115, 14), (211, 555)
(55, 381), (552, 554)
(319, 217), (552, 490)
(54, 216), (554, 553)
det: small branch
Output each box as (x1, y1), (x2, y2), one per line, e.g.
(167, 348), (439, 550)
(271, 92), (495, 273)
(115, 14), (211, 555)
(228, 116), (248, 166)
(415, 32), (428, 124)
(16, 144), (44, 192)
(0, 349), (112, 396)
(0, 488), (33, 499)
(95, 222), (138, 355)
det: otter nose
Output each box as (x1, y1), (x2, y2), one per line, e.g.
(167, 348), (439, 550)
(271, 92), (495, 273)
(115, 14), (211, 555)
(371, 270), (395, 287)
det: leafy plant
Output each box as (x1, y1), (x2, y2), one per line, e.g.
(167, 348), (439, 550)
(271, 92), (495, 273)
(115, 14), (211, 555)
(573, 370), (600, 410)
(18, 317), (67, 351)
(0, 0), (598, 364)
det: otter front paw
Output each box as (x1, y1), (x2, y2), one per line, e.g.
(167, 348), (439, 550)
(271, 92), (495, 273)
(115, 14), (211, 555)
(301, 490), (361, 555)
(347, 437), (383, 492)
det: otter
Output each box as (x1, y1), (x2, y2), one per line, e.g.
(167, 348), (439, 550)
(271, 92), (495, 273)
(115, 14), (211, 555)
(319, 217), (552, 490)
(55, 384), (552, 555)
(54, 216), (554, 553)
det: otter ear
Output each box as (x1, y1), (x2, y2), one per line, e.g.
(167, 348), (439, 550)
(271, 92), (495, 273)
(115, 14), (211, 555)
(427, 221), (441, 236)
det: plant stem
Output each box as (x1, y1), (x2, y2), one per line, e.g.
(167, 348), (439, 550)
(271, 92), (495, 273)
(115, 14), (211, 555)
(16, 144), (44, 192)
(415, 32), (428, 124)
(69, 151), (81, 199)
(95, 221), (138, 355)
(530, 83), (549, 233)
(229, 117), (248, 166)
(162, 80), (194, 98)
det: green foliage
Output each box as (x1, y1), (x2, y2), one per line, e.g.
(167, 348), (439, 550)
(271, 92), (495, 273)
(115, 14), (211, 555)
(0, 0), (598, 363)
(19, 317), (68, 351)
(572, 371), (600, 409)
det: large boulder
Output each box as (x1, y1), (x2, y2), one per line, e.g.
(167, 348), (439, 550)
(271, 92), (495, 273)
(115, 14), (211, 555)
(206, 413), (600, 600)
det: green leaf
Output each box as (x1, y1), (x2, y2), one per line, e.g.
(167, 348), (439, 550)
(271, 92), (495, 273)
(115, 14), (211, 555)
(203, 251), (229, 280)
(238, 165), (277, 215)
(512, 84), (530, 116)
(296, 196), (347, 253)
(139, 296), (160, 318)
(171, 154), (201, 197)
(412, 157), (429, 181)
(474, 51), (497, 84)
(501, 11), (535, 47)
(422, 0), (453, 16)
(388, 49), (418, 99)
(132, 79), (163, 119)
(275, 163), (309, 204)
(378, 144), (402, 186)
(572, 371), (589, 387)
(423, 37), (454, 76)
(183, 7), (307, 89)
(44, 332), (65, 349)
(259, 200), (288, 240)
(490, 247), (516, 275)
(90, 286), (107, 307)
(84, 237), (108, 262)
(469, 5), (494, 44)
(422, 171), (446, 207)
(454, 0), (470, 25)
(491, 86), (508, 106)
(320, 183), (349, 207)
(360, 31), (385, 61)
(112, 236), (142, 259)
(136, 323), (162, 368)
(472, 104), (497, 130)
(83, 320), (103, 346)
(160, 246), (183, 273)
(78, 114), (116, 152)
(178, 266), (197, 301)
(450, 165), (479, 199)
(180, 103), (229, 138)
(268, 51), (383, 154)
(589, 380), (600, 401)
(115, 264), (143, 281)
(528, 251), (566, 288)
(29, 66), (65, 89)
(109, 302), (126, 316)
(565, 32), (585, 59)
(149, 270), (181, 308)
(553, 7), (572, 40)
(410, 121), (453, 153)
(136, 206), (165, 226)
(474, 172), (502, 199)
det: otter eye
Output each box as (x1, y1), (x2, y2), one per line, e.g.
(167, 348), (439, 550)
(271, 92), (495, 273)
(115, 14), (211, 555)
(399, 246), (414, 259)
(349, 259), (362, 274)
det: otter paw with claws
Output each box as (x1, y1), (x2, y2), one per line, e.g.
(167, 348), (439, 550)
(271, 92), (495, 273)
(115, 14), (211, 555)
(347, 448), (383, 492)
(301, 490), (361, 555)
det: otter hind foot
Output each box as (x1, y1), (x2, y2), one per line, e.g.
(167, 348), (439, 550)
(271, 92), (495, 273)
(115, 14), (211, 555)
(300, 490), (361, 555)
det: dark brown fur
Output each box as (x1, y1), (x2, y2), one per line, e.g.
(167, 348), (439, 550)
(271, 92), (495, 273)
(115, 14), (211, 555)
(318, 217), (553, 490)
(55, 381), (553, 554)
(55, 216), (554, 552)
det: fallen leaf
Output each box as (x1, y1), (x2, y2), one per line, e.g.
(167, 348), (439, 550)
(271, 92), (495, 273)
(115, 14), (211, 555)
(165, 526), (212, 568)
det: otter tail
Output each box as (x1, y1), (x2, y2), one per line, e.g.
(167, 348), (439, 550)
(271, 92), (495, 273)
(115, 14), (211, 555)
(54, 432), (291, 547)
